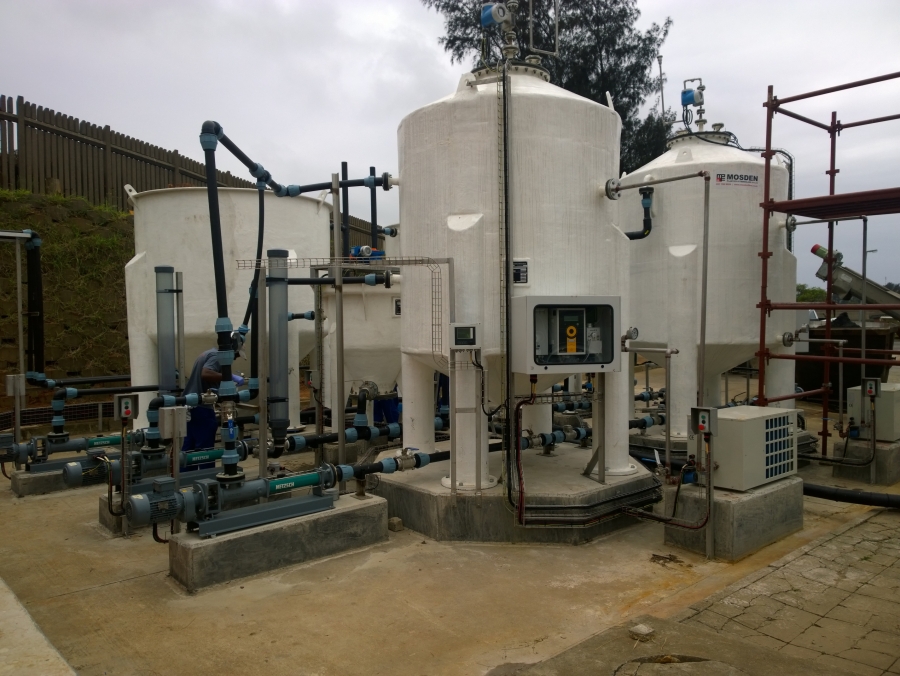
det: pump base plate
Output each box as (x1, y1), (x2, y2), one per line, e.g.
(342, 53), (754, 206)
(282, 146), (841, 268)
(440, 475), (498, 490)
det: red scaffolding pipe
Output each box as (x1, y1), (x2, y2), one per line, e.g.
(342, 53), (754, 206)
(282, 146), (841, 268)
(769, 353), (898, 367)
(776, 71), (900, 105)
(768, 303), (900, 311)
(765, 388), (828, 404)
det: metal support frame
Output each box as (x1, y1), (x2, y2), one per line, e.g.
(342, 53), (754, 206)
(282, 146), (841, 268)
(756, 71), (900, 457)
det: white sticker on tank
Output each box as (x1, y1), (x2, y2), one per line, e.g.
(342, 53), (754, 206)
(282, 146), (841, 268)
(715, 172), (759, 187)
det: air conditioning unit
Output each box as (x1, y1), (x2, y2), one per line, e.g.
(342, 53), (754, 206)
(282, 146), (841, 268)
(711, 407), (798, 491)
(847, 383), (900, 442)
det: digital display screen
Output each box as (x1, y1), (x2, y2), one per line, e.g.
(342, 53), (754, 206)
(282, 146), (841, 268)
(455, 326), (476, 345)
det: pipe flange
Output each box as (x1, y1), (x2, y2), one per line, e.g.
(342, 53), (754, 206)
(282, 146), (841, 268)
(782, 332), (795, 347)
(215, 470), (245, 483)
(604, 178), (621, 200)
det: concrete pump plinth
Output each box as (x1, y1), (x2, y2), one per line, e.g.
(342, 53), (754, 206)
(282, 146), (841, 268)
(10, 469), (67, 497)
(374, 442), (660, 545)
(832, 438), (900, 485)
(169, 495), (387, 591)
(662, 475), (803, 562)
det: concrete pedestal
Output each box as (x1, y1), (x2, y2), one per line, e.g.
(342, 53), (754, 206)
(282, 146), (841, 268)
(374, 443), (660, 544)
(98, 494), (131, 534)
(662, 475), (803, 561)
(169, 495), (388, 591)
(10, 469), (66, 497)
(832, 438), (900, 485)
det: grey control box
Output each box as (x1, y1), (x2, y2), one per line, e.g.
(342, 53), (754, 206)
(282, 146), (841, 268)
(113, 393), (139, 421)
(690, 406), (718, 436)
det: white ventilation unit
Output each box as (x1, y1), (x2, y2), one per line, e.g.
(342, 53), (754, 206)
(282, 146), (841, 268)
(711, 407), (797, 491)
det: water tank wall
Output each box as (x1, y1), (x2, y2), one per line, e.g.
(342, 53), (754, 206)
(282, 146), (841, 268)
(622, 133), (796, 434)
(320, 285), (402, 412)
(397, 68), (635, 474)
(126, 188), (330, 427)
(398, 70), (629, 371)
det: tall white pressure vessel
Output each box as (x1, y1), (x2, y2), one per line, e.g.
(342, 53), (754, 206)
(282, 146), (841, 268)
(398, 65), (635, 481)
(125, 187), (330, 427)
(622, 129), (797, 437)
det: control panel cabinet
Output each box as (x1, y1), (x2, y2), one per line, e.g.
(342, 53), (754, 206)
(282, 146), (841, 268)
(511, 296), (620, 374)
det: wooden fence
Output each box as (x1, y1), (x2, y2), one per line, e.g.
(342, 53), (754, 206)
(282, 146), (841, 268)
(0, 94), (255, 210)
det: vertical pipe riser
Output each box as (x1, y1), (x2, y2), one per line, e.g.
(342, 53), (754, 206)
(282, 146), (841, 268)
(155, 267), (177, 394)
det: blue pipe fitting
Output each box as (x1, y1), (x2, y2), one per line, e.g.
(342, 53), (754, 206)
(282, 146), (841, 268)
(257, 181), (267, 191)
(380, 457), (397, 473)
(239, 390), (252, 403)
(363, 274), (377, 286)
(185, 394), (199, 407)
(51, 415), (65, 428)
(248, 378), (259, 390)
(251, 163), (267, 179)
(353, 413), (369, 427)
(215, 317), (233, 333)
(345, 428), (359, 444)
(551, 402), (565, 412)
(199, 132), (218, 151)
(338, 464), (355, 482)
(439, 405), (449, 416)
(583, 383), (593, 392)
(146, 409), (159, 423)
(218, 381), (237, 397)
(52, 399), (65, 412)
(217, 349), (235, 366)
(287, 311), (315, 321)
(221, 445), (240, 467)
(367, 426), (381, 440)
(65, 387), (77, 400)
(574, 427), (588, 441)
(519, 436), (531, 450)
(145, 427), (160, 441)
(641, 415), (655, 429)
(381, 226), (398, 237)
(414, 452), (430, 468)
(162, 395), (176, 407)
(45, 379), (56, 388)
(552, 384), (563, 392)
(641, 193), (653, 209)
(434, 417), (444, 431)
(363, 175), (376, 188)
(386, 422), (401, 438)
(286, 185), (301, 197)
(287, 435), (306, 452)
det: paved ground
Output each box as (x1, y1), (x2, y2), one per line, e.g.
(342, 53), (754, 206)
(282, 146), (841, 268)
(677, 508), (900, 676)
(0, 577), (74, 675)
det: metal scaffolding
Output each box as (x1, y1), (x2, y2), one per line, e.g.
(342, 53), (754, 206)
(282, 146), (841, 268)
(756, 70), (900, 456)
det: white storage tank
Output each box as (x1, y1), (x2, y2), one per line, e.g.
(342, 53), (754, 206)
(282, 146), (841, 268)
(397, 65), (635, 482)
(320, 284), (402, 416)
(125, 187), (330, 427)
(621, 128), (797, 437)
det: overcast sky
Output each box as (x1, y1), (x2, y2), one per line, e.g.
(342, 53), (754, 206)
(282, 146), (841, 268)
(4, 0), (899, 287)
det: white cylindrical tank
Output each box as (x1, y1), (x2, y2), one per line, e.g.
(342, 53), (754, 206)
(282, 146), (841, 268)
(398, 66), (634, 479)
(125, 187), (330, 427)
(320, 284), (402, 415)
(622, 130), (797, 436)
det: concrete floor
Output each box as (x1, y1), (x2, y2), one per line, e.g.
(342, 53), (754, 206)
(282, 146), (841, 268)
(0, 464), (885, 676)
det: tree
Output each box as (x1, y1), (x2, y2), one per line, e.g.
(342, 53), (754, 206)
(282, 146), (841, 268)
(796, 284), (827, 303)
(421, 0), (673, 173)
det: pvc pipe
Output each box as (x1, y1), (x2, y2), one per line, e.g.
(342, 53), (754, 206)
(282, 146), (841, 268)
(802, 482), (900, 508)
(698, 175), (710, 406)
(176, 272), (186, 390)
(369, 166), (378, 248)
(332, 173), (347, 492)
(267, 249), (290, 454)
(155, 266), (177, 394)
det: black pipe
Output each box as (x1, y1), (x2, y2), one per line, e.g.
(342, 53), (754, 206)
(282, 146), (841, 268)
(803, 482), (900, 508)
(25, 231), (44, 378)
(341, 162), (350, 258)
(44, 375), (132, 388)
(625, 187), (654, 241)
(200, 123), (229, 323)
(502, 61), (515, 513)
(277, 275), (386, 286)
(51, 385), (159, 434)
(369, 166), (378, 248)
(241, 183), (266, 328)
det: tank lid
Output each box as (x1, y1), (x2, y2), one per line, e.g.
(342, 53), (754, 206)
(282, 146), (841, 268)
(267, 249), (289, 258)
(154, 265), (175, 273)
(471, 59), (550, 83)
(667, 128), (734, 149)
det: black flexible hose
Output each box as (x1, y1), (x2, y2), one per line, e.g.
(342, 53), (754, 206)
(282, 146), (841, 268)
(803, 483), (900, 508)
(241, 184), (266, 329)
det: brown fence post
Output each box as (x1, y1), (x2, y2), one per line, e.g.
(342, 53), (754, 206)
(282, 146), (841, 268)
(102, 124), (112, 204)
(172, 149), (181, 187)
(16, 96), (26, 190)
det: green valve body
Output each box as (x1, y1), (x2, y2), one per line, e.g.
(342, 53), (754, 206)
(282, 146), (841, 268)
(268, 472), (320, 496)
(86, 435), (121, 449)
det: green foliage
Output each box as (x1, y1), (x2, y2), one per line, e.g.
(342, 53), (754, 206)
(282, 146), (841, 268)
(0, 191), (134, 385)
(421, 0), (674, 173)
(796, 284), (827, 302)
